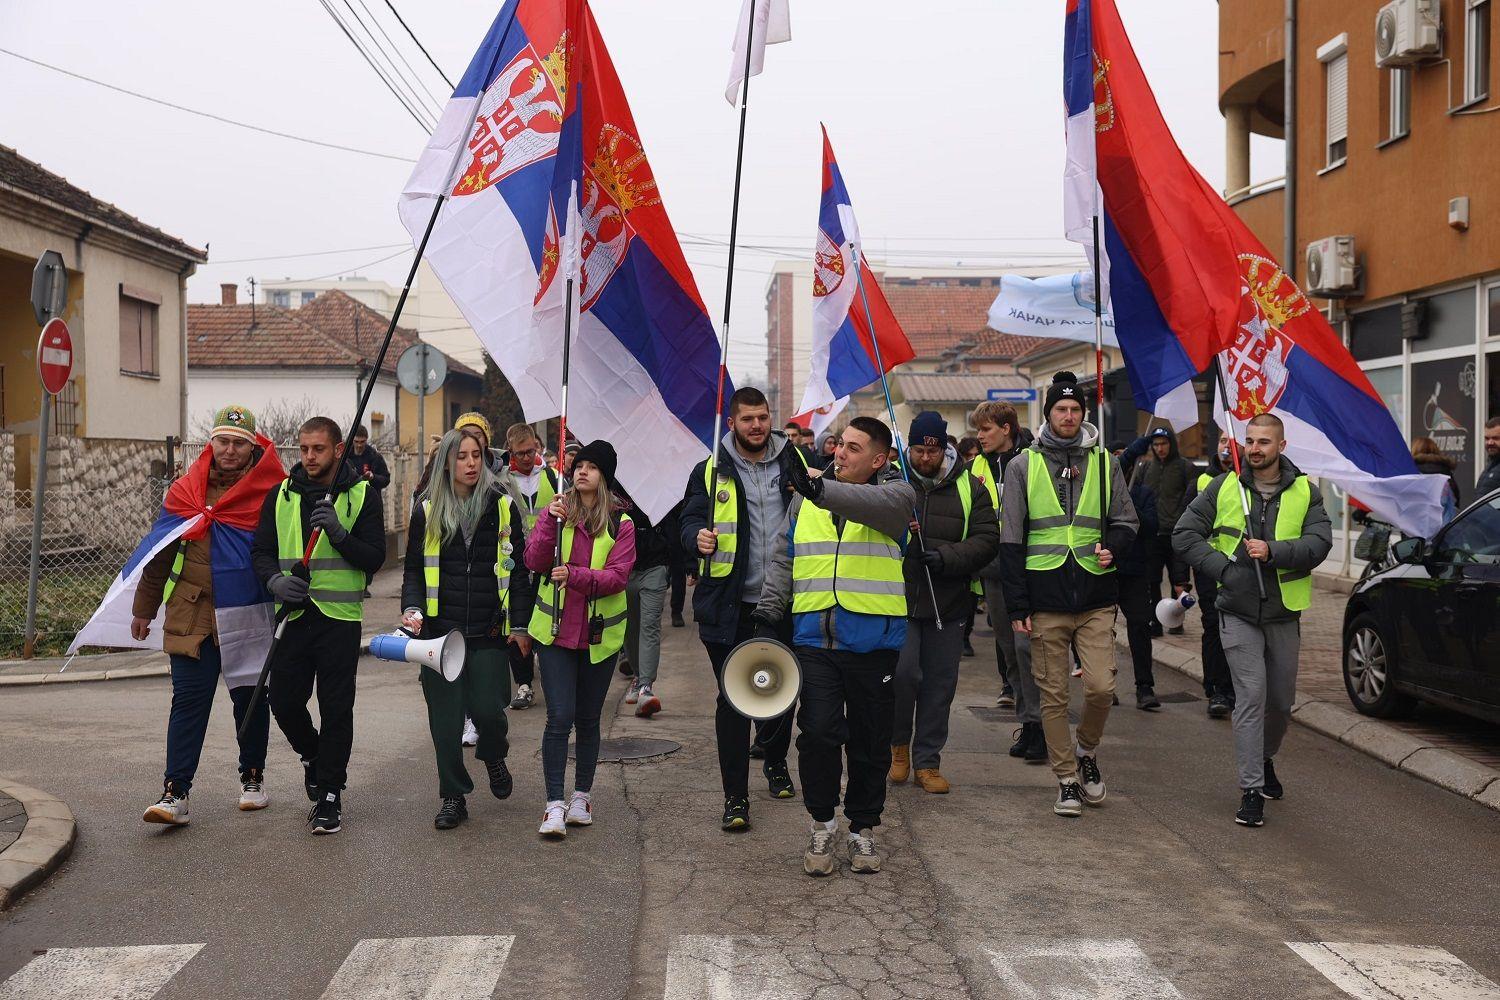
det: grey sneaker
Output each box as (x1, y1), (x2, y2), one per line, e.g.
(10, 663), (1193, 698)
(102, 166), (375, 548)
(804, 822), (837, 876)
(1054, 781), (1084, 817)
(1077, 753), (1106, 805)
(847, 831), (881, 873)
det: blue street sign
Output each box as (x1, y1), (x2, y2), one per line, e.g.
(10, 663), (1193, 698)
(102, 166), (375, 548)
(987, 388), (1038, 402)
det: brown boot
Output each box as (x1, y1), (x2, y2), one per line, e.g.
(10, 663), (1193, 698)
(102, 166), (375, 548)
(889, 744), (911, 783)
(914, 769), (951, 794)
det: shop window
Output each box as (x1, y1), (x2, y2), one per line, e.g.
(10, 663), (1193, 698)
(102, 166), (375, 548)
(119, 290), (159, 377)
(1350, 304), (1404, 361)
(1411, 355), (1480, 490)
(1412, 287), (1477, 351)
(1365, 366), (1405, 436)
(1487, 285), (1500, 336)
(1466, 0), (1491, 105)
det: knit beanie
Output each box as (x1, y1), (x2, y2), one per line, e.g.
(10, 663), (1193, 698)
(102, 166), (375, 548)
(908, 411), (948, 448)
(1043, 371), (1083, 418)
(572, 439), (619, 490)
(209, 404), (257, 443)
(453, 411), (492, 443)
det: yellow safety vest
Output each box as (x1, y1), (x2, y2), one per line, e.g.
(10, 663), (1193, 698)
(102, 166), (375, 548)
(274, 481), (369, 621)
(527, 517), (629, 662)
(1210, 475), (1313, 611)
(1022, 449), (1112, 576)
(791, 500), (907, 618)
(703, 447), (809, 579)
(421, 495), (516, 625)
(1197, 471), (1214, 492)
(967, 456), (1001, 596)
(519, 468), (559, 533)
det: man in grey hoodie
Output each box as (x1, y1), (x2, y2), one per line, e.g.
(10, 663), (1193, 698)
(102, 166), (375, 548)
(1173, 413), (1331, 828)
(999, 372), (1137, 818)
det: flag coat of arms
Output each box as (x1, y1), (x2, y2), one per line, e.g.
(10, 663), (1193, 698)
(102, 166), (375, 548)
(797, 128), (915, 421)
(399, 0), (725, 520)
(1064, 0), (1445, 536)
(70, 438), (286, 688)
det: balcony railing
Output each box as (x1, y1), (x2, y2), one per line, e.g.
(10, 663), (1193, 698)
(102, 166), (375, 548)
(1225, 176), (1286, 206)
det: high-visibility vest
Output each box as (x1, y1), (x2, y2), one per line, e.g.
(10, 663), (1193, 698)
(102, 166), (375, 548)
(274, 481), (369, 621)
(1210, 474), (1313, 611)
(791, 500), (907, 618)
(161, 542), (189, 606)
(527, 517), (628, 662)
(1197, 471), (1214, 492)
(518, 468), (559, 533)
(421, 495), (516, 625)
(703, 447), (809, 579)
(968, 456), (1001, 596)
(1022, 449), (1112, 576)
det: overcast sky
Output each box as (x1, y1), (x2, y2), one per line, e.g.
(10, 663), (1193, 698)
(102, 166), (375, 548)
(1, 0), (1279, 381)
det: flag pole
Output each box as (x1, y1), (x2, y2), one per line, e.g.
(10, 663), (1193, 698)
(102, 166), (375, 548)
(552, 174), (582, 639)
(237, 9), (522, 739)
(1212, 356), (1268, 601)
(702, 0), (759, 578)
(1091, 212), (1109, 555)
(851, 243), (943, 628)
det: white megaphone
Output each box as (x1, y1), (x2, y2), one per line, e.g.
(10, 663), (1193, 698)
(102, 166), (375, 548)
(1155, 592), (1197, 630)
(720, 637), (801, 721)
(369, 629), (466, 682)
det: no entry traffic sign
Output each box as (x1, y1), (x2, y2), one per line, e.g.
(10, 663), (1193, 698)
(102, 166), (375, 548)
(37, 317), (73, 395)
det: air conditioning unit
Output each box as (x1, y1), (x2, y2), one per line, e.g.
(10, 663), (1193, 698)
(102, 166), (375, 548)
(1306, 236), (1358, 296)
(1375, 0), (1441, 68)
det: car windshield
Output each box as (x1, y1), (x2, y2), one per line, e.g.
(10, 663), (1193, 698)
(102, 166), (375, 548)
(1434, 496), (1500, 564)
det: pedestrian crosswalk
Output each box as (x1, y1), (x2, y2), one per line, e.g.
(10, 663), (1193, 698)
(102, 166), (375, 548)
(1, 935), (1496, 998)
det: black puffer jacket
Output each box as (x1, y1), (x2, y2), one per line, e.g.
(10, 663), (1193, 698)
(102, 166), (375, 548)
(616, 487), (669, 572)
(904, 447), (999, 621)
(401, 487), (535, 646)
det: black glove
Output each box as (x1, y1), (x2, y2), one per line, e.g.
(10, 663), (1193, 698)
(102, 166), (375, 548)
(309, 497), (349, 543)
(751, 612), (779, 642)
(785, 459), (824, 503)
(267, 566), (310, 606)
(919, 547), (944, 571)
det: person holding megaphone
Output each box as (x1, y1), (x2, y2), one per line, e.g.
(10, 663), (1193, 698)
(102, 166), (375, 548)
(399, 427), (534, 831)
(524, 441), (635, 839)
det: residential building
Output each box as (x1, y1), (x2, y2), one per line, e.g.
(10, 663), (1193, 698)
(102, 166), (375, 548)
(258, 275), (400, 315)
(0, 144), (206, 496)
(1221, 0), (1500, 496)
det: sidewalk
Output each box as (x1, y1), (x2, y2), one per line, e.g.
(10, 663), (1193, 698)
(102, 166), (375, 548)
(0, 779), (76, 910)
(1135, 584), (1500, 811)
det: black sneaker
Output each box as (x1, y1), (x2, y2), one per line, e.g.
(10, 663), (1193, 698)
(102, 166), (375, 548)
(302, 759), (319, 802)
(1008, 727), (1028, 758)
(671, 612), (686, 628)
(485, 759), (513, 800)
(721, 796), (750, 831)
(434, 796), (467, 830)
(1168, 625), (1185, 636)
(1136, 686), (1162, 711)
(1207, 692), (1232, 719)
(1235, 788), (1265, 827)
(309, 791), (341, 835)
(763, 761), (796, 799)
(748, 743), (766, 761)
(1262, 758), (1283, 800)
(962, 640), (976, 658)
(1024, 722), (1048, 763)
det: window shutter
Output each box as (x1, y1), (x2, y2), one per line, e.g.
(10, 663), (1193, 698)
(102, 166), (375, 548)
(1327, 53), (1349, 147)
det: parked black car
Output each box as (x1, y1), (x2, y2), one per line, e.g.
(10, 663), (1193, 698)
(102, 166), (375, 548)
(1342, 489), (1500, 722)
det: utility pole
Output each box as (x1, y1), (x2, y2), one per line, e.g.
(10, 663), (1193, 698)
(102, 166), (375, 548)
(248, 277), (257, 327)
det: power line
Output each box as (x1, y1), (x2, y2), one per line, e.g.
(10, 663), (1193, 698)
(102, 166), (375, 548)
(317, 0), (435, 133)
(205, 242), (409, 265)
(0, 47), (417, 163)
(355, 0), (447, 112)
(383, 0), (454, 89)
(338, 0), (443, 120)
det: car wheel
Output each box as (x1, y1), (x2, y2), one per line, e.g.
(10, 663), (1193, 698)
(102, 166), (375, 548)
(1343, 612), (1415, 719)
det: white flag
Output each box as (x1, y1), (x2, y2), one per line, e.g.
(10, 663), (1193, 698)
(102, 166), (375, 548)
(725, 0), (791, 105)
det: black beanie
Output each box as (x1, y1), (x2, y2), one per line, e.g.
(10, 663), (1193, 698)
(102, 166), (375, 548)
(1043, 371), (1083, 418)
(572, 439), (618, 490)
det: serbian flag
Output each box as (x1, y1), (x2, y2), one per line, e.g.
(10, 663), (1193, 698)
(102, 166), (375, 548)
(797, 128), (915, 423)
(70, 437), (286, 688)
(1064, 0), (1445, 536)
(399, 0), (725, 521)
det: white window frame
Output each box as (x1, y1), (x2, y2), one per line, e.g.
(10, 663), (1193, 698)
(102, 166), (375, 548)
(1319, 34), (1350, 170)
(1467, 0), (1491, 104)
(1390, 66), (1412, 140)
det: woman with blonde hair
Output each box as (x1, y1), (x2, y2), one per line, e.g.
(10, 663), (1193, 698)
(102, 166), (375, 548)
(524, 440), (635, 838)
(400, 427), (534, 829)
(1411, 436), (1461, 521)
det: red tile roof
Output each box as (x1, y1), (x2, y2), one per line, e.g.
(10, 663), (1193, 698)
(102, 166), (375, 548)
(0, 145), (206, 262)
(187, 304), (363, 369)
(295, 291), (481, 379)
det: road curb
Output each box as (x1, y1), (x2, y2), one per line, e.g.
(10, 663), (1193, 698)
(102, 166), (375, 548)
(1121, 635), (1500, 814)
(0, 777), (77, 910)
(0, 663), (170, 687)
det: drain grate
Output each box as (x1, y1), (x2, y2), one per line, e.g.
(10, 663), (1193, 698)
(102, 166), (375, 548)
(570, 737), (682, 762)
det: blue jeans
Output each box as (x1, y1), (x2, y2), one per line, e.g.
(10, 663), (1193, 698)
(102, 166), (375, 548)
(164, 642), (269, 794)
(537, 644), (616, 802)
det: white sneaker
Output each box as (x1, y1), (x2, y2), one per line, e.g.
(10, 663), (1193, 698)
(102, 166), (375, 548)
(624, 680), (640, 705)
(565, 791), (593, 826)
(238, 769), (269, 811)
(462, 717), (479, 746)
(539, 800), (566, 838)
(1077, 752), (1106, 805)
(635, 684), (661, 718)
(511, 684), (534, 710)
(143, 785), (190, 825)
(847, 830), (881, 873)
(804, 819), (837, 876)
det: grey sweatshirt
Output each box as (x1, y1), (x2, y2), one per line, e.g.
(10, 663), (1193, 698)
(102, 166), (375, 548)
(727, 429), (791, 605)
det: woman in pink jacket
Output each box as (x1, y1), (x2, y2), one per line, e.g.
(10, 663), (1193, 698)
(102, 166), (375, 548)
(525, 440), (635, 838)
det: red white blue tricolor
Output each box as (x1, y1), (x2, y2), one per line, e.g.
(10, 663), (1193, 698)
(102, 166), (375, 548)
(1063, 0), (1445, 536)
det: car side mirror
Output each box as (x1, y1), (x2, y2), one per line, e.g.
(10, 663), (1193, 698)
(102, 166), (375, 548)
(1390, 536), (1425, 563)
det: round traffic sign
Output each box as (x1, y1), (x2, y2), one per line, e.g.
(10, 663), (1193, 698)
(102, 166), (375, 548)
(37, 318), (73, 395)
(396, 342), (447, 397)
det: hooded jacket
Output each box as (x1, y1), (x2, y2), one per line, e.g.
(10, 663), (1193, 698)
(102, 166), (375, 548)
(1133, 429), (1193, 534)
(998, 421), (1138, 620)
(1116, 458), (1159, 578)
(251, 459), (387, 608)
(905, 445), (999, 621)
(1172, 455), (1332, 625)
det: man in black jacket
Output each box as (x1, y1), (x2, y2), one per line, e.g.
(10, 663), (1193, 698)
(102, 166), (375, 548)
(349, 424), (391, 493)
(890, 413), (999, 794)
(681, 387), (803, 831)
(1133, 427), (1193, 634)
(251, 417), (385, 835)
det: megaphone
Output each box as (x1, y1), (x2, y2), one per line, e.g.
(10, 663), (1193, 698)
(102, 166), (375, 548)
(369, 629), (466, 682)
(720, 638), (801, 721)
(1155, 593), (1197, 630)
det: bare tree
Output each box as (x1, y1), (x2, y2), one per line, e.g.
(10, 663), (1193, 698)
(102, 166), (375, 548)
(192, 396), (322, 446)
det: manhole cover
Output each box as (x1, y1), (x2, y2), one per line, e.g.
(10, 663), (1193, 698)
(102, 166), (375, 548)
(569, 737), (681, 762)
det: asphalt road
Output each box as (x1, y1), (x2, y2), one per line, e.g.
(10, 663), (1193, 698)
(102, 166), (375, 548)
(2, 610), (1498, 999)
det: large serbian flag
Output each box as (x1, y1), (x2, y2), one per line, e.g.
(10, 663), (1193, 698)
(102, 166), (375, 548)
(1063, 0), (1444, 536)
(70, 437), (286, 689)
(398, 0), (725, 520)
(796, 128), (915, 423)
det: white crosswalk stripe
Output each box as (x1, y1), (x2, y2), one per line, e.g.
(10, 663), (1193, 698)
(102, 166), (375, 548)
(0, 944), (205, 1000)
(1287, 942), (1500, 1000)
(985, 938), (1185, 999)
(664, 935), (800, 1000)
(316, 935), (514, 1000)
